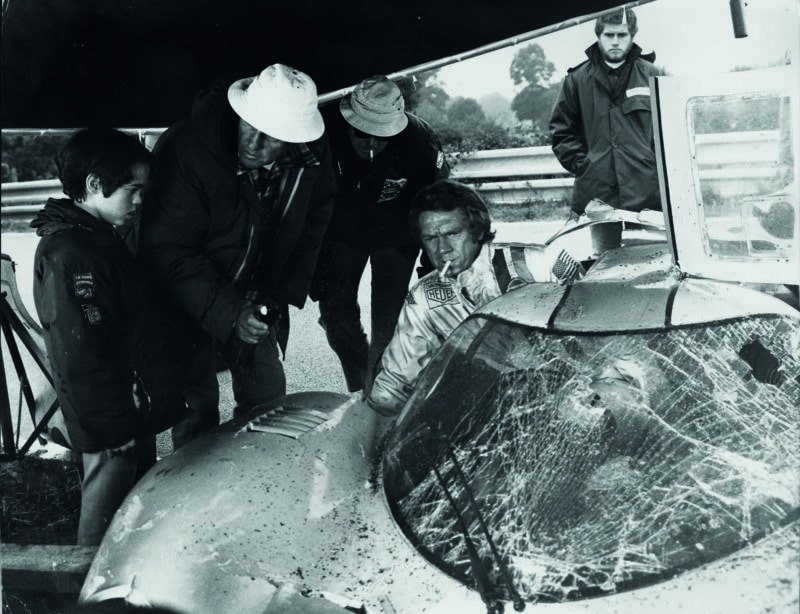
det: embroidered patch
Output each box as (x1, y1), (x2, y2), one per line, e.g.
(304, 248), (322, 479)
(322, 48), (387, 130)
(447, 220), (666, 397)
(377, 178), (408, 203)
(424, 280), (457, 309)
(626, 86), (650, 98)
(436, 150), (445, 169)
(82, 304), (102, 325)
(73, 273), (95, 299)
(405, 290), (416, 306)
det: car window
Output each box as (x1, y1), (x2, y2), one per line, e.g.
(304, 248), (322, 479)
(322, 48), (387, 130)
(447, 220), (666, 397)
(384, 314), (799, 602)
(689, 92), (795, 260)
(655, 65), (799, 285)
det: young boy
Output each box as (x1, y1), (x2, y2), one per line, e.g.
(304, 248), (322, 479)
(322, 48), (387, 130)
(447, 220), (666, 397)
(31, 127), (184, 545)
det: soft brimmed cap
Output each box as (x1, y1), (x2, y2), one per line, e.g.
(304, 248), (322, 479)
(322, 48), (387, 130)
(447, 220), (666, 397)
(339, 76), (408, 138)
(227, 64), (324, 143)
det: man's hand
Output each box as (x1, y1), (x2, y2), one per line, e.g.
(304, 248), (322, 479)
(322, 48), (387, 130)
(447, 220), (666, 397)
(234, 303), (272, 344)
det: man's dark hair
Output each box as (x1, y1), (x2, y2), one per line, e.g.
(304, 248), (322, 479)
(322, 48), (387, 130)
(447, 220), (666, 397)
(594, 7), (638, 37)
(410, 179), (495, 244)
(57, 127), (152, 201)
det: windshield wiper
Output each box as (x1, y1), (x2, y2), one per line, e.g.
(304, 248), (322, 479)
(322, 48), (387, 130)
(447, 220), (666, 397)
(418, 424), (526, 613)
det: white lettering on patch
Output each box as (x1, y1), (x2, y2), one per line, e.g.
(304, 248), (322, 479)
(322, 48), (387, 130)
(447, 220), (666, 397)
(73, 273), (95, 299)
(377, 178), (408, 203)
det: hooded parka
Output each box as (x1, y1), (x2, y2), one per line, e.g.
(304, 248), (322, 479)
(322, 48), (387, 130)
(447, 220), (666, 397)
(550, 43), (663, 214)
(140, 80), (337, 349)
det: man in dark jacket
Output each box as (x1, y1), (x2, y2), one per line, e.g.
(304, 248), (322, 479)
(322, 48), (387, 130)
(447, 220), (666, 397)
(32, 127), (185, 545)
(140, 64), (336, 445)
(313, 76), (449, 393)
(550, 8), (663, 220)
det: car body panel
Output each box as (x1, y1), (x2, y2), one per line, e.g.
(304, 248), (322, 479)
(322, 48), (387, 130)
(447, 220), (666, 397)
(477, 242), (799, 333)
(80, 265), (800, 612)
(80, 392), (469, 613)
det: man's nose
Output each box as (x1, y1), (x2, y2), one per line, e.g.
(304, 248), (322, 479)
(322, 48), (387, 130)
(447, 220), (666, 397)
(248, 131), (268, 151)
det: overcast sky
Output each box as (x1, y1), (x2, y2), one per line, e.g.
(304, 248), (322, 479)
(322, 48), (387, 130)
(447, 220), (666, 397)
(437, 0), (799, 100)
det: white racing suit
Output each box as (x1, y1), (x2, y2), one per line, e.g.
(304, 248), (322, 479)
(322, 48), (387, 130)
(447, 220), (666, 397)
(367, 243), (537, 416)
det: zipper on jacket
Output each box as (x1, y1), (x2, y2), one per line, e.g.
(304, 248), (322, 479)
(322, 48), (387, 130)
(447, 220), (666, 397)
(234, 222), (256, 283)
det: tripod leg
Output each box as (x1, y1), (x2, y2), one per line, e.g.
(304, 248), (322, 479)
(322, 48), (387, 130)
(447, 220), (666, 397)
(1, 316), (38, 422)
(1, 351), (18, 459)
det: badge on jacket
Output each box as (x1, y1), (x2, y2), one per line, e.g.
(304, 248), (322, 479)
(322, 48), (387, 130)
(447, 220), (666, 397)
(424, 280), (457, 309)
(82, 304), (102, 325)
(377, 178), (408, 203)
(73, 273), (95, 299)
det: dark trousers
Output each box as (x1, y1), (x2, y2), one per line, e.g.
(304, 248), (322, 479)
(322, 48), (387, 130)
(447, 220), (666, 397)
(224, 329), (286, 416)
(78, 437), (155, 545)
(171, 336), (220, 449)
(171, 330), (286, 448)
(318, 241), (418, 392)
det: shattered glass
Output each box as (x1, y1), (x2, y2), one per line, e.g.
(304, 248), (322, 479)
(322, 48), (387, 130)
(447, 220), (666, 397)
(384, 314), (800, 603)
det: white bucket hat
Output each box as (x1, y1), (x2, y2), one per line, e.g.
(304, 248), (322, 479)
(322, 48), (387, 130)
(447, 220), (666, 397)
(339, 75), (408, 138)
(227, 64), (324, 143)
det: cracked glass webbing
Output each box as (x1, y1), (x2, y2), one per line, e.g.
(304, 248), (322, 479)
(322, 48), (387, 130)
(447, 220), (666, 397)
(383, 314), (800, 603)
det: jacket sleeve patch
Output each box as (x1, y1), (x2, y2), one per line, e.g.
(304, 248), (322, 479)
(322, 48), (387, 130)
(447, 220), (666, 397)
(405, 290), (416, 305)
(435, 150), (445, 170)
(73, 273), (95, 299)
(377, 178), (408, 203)
(423, 280), (458, 309)
(81, 304), (103, 325)
(626, 86), (650, 98)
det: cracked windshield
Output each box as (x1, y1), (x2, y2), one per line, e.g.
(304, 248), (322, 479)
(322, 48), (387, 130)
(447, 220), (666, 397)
(384, 314), (800, 602)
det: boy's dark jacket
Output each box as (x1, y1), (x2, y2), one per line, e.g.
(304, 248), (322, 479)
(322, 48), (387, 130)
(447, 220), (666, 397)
(31, 199), (185, 452)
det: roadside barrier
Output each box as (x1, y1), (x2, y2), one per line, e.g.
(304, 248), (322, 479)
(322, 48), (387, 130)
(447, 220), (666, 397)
(1, 130), (781, 222)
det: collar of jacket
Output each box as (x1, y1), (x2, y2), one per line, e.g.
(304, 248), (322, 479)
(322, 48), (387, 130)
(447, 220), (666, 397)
(584, 42), (655, 69)
(235, 142), (321, 176)
(30, 197), (120, 237)
(454, 243), (503, 308)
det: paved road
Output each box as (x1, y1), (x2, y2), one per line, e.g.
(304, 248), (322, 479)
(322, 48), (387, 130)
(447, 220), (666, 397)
(2, 221), (559, 455)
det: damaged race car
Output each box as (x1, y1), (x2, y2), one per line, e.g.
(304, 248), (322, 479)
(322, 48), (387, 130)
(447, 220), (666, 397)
(77, 54), (800, 613)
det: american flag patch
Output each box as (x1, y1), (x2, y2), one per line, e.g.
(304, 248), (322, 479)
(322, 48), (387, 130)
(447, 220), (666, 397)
(551, 250), (585, 285)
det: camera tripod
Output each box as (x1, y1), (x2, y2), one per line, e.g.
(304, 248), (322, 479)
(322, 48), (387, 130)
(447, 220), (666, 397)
(0, 253), (63, 460)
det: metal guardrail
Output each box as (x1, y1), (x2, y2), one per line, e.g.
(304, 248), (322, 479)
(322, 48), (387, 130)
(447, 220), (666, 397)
(1, 130), (781, 221)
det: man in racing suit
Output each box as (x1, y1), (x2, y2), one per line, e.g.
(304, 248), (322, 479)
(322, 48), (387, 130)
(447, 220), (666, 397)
(367, 180), (536, 417)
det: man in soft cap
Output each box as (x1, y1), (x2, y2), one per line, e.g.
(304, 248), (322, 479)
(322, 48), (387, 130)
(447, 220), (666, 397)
(312, 75), (449, 394)
(141, 63), (336, 446)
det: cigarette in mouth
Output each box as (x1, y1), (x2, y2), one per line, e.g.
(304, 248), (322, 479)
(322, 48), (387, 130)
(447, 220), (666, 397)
(369, 149), (374, 163)
(438, 260), (451, 280)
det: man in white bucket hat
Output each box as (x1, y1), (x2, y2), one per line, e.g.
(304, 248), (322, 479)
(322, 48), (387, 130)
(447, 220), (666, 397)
(140, 64), (336, 446)
(311, 75), (449, 395)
